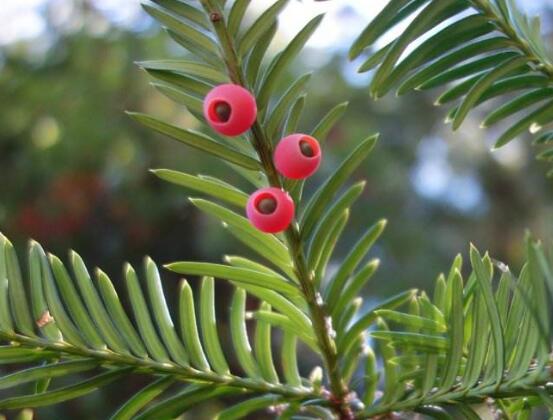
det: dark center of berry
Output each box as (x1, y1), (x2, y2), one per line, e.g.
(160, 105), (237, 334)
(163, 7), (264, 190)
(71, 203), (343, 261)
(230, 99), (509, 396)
(299, 140), (315, 157)
(214, 102), (231, 122)
(257, 197), (277, 214)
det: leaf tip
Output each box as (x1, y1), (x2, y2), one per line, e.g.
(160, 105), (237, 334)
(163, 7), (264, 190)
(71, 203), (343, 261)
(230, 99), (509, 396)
(164, 262), (178, 272)
(123, 262), (136, 277)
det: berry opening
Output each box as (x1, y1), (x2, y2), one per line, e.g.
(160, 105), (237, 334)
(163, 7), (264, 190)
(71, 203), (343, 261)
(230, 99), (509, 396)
(213, 101), (232, 122)
(256, 195), (278, 214)
(299, 139), (315, 157)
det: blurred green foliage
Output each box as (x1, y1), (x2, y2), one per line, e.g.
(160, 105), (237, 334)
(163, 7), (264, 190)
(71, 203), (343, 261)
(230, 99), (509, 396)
(1, 1), (553, 418)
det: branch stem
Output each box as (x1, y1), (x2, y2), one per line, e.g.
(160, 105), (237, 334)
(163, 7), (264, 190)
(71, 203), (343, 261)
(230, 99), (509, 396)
(199, 1), (350, 416)
(0, 331), (315, 400)
(471, 0), (553, 78)
(356, 367), (553, 418)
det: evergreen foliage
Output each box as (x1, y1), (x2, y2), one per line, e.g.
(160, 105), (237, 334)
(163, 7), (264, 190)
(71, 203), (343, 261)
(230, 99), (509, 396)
(1, 1), (553, 418)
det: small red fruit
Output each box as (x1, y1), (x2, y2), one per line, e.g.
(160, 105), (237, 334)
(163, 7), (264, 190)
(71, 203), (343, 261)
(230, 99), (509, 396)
(274, 134), (321, 179)
(246, 187), (295, 233)
(203, 84), (257, 136)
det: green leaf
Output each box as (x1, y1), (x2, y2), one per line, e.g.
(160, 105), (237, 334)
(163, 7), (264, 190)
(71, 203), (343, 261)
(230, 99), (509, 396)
(144, 257), (189, 366)
(152, 83), (203, 120)
(342, 336), (363, 383)
(143, 4), (219, 56)
(281, 332), (302, 387)
(229, 288), (260, 379)
(0, 368), (132, 409)
(469, 245), (505, 384)
(166, 29), (222, 68)
(152, 169), (248, 208)
(307, 182), (365, 272)
(70, 251), (128, 353)
(376, 319), (402, 404)
(230, 281), (310, 333)
(419, 51), (520, 91)
(301, 134), (378, 237)
(398, 37), (514, 94)
(41, 252), (87, 347)
(461, 286), (489, 389)
(265, 72), (312, 140)
(0, 360), (99, 390)
(127, 113), (261, 170)
(0, 347), (57, 365)
(224, 255), (283, 278)
(228, 0), (251, 36)
(147, 70), (214, 98)
(381, 15), (495, 96)
(138, 60), (227, 84)
(0, 235), (13, 333)
(494, 99), (553, 148)
(124, 264), (170, 362)
(135, 384), (242, 420)
(150, 0), (209, 31)
(28, 242), (60, 341)
(283, 95), (306, 135)
(482, 88), (553, 128)
(416, 405), (452, 419)
(436, 72), (487, 106)
(255, 303), (279, 383)
(111, 376), (175, 420)
(437, 269), (464, 393)
(371, 331), (448, 350)
(257, 14), (323, 111)
(49, 254), (106, 350)
(222, 224), (295, 279)
(178, 280), (210, 371)
(313, 211), (349, 286)
(349, 0), (427, 60)
(374, 310), (445, 333)
(452, 55), (527, 130)
(311, 102), (348, 143)
(189, 198), (293, 272)
(4, 239), (34, 336)
(339, 289), (416, 353)
(333, 259), (379, 321)
(325, 219), (387, 309)
(371, 0), (469, 98)
(336, 296), (362, 335)
(217, 395), (282, 420)
(534, 131), (553, 145)
(95, 269), (148, 358)
(245, 22), (278, 89)
(362, 346), (378, 405)
(358, 43), (393, 73)
(252, 310), (317, 352)
(238, 0), (288, 57)
(199, 277), (230, 375)
(166, 264), (298, 299)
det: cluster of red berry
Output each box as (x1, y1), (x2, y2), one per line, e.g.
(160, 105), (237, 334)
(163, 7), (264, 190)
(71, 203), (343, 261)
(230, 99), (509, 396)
(203, 84), (322, 234)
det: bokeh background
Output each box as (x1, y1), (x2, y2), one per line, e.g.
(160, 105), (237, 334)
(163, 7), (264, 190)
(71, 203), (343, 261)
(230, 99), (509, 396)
(1, 0), (553, 418)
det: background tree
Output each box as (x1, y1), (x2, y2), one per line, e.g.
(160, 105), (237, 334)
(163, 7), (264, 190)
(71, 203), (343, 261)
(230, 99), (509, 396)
(0, 0), (553, 418)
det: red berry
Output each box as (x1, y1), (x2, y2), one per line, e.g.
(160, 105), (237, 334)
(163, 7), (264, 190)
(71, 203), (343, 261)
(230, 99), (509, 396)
(203, 84), (257, 136)
(246, 187), (295, 233)
(274, 134), (321, 179)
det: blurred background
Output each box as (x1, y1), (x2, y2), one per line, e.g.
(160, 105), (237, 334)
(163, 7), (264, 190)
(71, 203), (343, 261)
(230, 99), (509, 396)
(1, 0), (553, 418)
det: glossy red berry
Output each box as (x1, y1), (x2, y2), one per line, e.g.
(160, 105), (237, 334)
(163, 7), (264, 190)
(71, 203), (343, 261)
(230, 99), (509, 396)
(274, 134), (321, 179)
(203, 84), (257, 136)
(246, 187), (295, 233)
